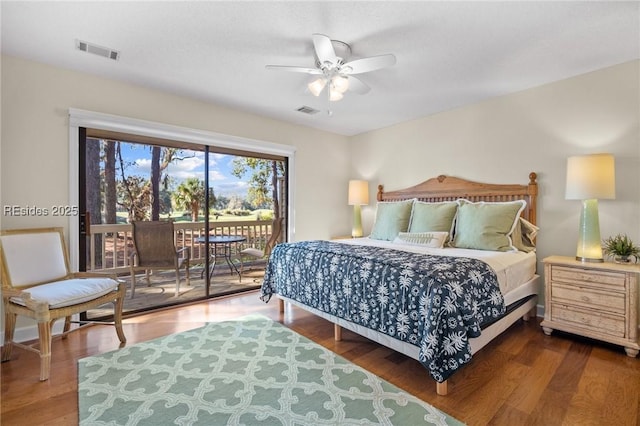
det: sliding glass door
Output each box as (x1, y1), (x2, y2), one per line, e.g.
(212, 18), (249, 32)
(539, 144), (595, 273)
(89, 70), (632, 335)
(78, 128), (287, 317)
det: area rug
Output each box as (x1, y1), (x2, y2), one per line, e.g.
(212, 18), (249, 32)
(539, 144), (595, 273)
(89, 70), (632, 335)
(78, 315), (463, 425)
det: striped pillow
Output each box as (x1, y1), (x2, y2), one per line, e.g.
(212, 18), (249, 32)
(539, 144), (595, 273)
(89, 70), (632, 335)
(393, 231), (449, 248)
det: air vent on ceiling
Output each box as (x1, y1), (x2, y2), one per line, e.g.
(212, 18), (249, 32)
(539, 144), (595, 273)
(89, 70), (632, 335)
(296, 106), (319, 115)
(76, 40), (120, 61)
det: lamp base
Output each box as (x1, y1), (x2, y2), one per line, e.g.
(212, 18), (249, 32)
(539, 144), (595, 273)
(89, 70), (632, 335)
(351, 204), (363, 238)
(575, 199), (604, 263)
(575, 256), (604, 263)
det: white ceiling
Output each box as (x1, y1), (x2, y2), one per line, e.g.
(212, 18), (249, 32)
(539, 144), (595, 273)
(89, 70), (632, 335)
(2, 1), (638, 136)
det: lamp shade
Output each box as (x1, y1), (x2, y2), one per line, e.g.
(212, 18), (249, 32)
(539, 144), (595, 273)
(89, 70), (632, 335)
(348, 180), (369, 205)
(566, 153), (615, 200)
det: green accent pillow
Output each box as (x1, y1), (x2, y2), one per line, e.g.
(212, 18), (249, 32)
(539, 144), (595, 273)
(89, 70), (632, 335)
(452, 199), (526, 251)
(369, 199), (415, 241)
(408, 201), (458, 238)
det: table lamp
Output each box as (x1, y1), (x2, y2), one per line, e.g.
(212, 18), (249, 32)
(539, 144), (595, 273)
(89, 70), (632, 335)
(565, 153), (615, 262)
(348, 180), (369, 238)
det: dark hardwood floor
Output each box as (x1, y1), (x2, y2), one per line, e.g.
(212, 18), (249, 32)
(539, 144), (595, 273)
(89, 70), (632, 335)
(1, 290), (638, 425)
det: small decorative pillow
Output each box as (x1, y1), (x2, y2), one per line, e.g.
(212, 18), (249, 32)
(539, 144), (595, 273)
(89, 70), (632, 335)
(393, 231), (449, 248)
(451, 199), (526, 252)
(511, 217), (539, 252)
(369, 199), (415, 241)
(407, 201), (458, 240)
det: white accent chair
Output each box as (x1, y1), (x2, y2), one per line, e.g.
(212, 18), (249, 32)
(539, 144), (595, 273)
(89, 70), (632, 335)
(0, 227), (126, 381)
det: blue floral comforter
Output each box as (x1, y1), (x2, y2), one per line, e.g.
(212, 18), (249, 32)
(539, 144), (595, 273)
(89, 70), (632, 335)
(260, 240), (505, 382)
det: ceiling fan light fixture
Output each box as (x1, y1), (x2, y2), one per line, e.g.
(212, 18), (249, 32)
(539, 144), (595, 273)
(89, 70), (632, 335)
(308, 78), (326, 96)
(329, 88), (344, 102)
(332, 75), (349, 93)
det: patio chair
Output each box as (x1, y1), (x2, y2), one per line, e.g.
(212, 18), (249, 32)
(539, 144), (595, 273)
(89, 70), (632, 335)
(129, 220), (190, 298)
(239, 217), (284, 282)
(0, 227), (126, 381)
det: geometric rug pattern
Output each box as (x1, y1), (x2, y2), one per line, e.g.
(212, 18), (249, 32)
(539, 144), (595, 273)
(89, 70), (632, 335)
(78, 314), (464, 425)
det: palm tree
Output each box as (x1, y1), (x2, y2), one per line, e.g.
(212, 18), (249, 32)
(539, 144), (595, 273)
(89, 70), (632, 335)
(173, 178), (209, 221)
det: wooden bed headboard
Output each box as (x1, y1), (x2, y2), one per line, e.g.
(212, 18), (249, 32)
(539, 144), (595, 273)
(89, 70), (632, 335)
(377, 172), (538, 225)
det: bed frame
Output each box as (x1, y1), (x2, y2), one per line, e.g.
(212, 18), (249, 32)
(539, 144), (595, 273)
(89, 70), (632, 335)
(278, 172), (539, 395)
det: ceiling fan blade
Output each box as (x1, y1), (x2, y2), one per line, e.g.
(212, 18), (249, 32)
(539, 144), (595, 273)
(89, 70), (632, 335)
(312, 33), (338, 66)
(341, 54), (396, 74)
(347, 76), (371, 94)
(265, 65), (323, 74)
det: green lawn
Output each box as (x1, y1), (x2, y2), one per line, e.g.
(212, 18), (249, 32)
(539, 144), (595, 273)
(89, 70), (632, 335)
(115, 210), (273, 223)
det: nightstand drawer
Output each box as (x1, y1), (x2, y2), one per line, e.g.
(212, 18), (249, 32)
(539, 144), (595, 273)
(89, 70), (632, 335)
(551, 283), (625, 313)
(551, 266), (626, 289)
(551, 303), (625, 337)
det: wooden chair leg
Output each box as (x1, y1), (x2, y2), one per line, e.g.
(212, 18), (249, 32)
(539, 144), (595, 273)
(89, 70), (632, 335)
(185, 260), (190, 286)
(37, 321), (53, 381)
(130, 271), (137, 299)
(175, 269), (180, 297)
(61, 316), (72, 339)
(114, 292), (127, 344)
(2, 312), (17, 362)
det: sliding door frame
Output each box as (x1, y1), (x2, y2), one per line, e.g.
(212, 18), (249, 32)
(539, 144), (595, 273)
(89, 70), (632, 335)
(68, 108), (296, 271)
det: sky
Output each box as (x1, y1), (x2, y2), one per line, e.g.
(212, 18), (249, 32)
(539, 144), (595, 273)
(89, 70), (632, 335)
(119, 142), (249, 197)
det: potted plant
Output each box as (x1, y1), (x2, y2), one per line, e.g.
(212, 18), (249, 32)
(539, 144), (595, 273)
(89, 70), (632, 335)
(602, 233), (640, 263)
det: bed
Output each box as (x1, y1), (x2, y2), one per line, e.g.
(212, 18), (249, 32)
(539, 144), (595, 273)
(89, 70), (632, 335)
(261, 173), (539, 395)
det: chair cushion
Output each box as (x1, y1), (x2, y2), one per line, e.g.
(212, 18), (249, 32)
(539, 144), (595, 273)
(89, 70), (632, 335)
(10, 278), (118, 309)
(241, 248), (265, 258)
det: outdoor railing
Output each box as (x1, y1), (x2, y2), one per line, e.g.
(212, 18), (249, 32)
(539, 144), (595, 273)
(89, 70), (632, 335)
(88, 220), (274, 274)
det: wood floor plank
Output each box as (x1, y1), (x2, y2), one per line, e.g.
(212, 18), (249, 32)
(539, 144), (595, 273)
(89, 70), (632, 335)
(525, 388), (570, 426)
(546, 339), (592, 394)
(602, 366), (639, 426)
(2, 291), (639, 426)
(561, 356), (609, 426)
(564, 346), (639, 426)
(505, 348), (564, 414)
(487, 403), (530, 426)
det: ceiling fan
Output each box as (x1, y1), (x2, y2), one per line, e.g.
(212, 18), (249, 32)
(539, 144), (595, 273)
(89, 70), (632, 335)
(266, 34), (396, 109)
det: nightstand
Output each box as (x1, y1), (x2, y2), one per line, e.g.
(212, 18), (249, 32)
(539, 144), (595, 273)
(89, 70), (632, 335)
(541, 256), (639, 357)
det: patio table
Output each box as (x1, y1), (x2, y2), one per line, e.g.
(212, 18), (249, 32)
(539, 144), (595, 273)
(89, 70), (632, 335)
(195, 234), (246, 280)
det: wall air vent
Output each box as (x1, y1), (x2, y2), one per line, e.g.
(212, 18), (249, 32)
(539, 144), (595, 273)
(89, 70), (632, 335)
(296, 106), (319, 115)
(76, 40), (120, 61)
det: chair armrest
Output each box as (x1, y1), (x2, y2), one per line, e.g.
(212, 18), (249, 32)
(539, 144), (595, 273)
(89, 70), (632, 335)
(3, 289), (49, 314)
(177, 247), (190, 260)
(1, 287), (25, 298)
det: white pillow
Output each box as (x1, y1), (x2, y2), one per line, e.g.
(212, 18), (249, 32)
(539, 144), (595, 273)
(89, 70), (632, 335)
(393, 231), (449, 248)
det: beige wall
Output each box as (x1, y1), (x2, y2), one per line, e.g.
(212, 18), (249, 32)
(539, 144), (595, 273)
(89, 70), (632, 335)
(0, 55), (351, 241)
(350, 60), (640, 284)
